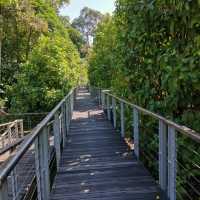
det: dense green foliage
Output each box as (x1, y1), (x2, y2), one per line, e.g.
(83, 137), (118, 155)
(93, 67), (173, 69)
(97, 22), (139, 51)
(9, 33), (81, 112)
(89, 1), (200, 199)
(1, 0), (87, 112)
(89, 0), (200, 132)
(89, 15), (116, 88)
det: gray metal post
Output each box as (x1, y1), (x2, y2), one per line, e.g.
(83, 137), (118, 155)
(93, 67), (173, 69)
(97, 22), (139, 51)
(59, 115), (62, 142)
(98, 89), (101, 106)
(35, 126), (50, 200)
(65, 99), (69, 133)
(73, 89), (76, 105)
(106, 95), (111, 120)
(11, 168), (18, 199)
(69, 95), (71, 120)
(53, 112), (61, 169)
(101, 92), (105, 110)
(112, 97), (116, 128)
(168, 126), (177, 200)
(71, 91), (74, 113)
(68, 98), (71, 125)
(61, 104), (66, 148)
(0, 180), (8, 200)
(159, 120), (167, 196)
(133, 108), (139, 158)
(120, 102), (125, 137)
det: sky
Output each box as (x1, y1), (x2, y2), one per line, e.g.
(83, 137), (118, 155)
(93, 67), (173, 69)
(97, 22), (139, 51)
(59, 0), (116, 21)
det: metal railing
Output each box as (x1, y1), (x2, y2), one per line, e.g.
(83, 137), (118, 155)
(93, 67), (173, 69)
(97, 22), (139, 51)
(0, 88), (76, 200)
(0, 113), (48, 132)
(90, 87), (200, 200)
(0, 120), (24, 149)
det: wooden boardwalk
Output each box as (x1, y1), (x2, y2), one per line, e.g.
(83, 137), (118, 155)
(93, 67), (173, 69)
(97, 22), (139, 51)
(50, 88), (159, 200)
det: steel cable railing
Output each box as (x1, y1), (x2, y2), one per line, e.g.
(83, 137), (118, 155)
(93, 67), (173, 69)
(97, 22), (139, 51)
(90, 86), (200, 200)
(0, 120), (24, 149)
(0, 88), (76, 200)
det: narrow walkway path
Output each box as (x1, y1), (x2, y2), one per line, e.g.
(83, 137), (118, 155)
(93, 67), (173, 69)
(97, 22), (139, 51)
(50, 88), (159, 200)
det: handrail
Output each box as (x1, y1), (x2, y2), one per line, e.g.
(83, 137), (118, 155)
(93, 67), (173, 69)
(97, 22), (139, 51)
(5, 112), (48, 116)
(0, 88), (75, 192)
(0, 120), (24, 150)
(103, 90), (200, 143)
(0, 120), (23, 128)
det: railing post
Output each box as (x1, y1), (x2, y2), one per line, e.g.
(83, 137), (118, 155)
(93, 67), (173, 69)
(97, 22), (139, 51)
(168, 126), (177, 200)
(133, 107), (139, 158)
(68, 97), (71, 125)
(120, 102), (125, 137)
(35, 126), (50, 200)
(101, 92), (105, 110)
(159, 120), (167, 197)
(59, 114), (62, 143)
(14, 121), (19, 138)
(106, 94), (111, 120)
(69, 93), (73, 120)
(53, 112), (61, 169)
(98, 89), (101, 106)
(20, 120), (24, 137)
(65, 99), (69, 133)
(73, 89), (76, 105)
(8, 126), (11, 144)
(11, 168), (18, 199)
(61, 103), (66, 148)
(112, 97), (116, 128)
(47, 125), (51, 161)
(71, 91), (74, 113)
(0, 180), (8, 200)
(28, 116), (31, 130)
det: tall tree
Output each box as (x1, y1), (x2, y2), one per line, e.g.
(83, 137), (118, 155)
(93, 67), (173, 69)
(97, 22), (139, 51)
(1, 0), (87, 112)
(59, 15), (86, 57)
(47, 0), (70, 12)
(72, 7), (103, 45)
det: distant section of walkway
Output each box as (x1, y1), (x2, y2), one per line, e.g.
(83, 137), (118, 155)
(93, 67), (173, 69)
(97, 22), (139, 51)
(50, 88), (159, 200)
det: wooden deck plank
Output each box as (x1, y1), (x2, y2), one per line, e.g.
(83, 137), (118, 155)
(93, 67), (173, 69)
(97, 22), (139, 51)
(50, 88), (159, 200)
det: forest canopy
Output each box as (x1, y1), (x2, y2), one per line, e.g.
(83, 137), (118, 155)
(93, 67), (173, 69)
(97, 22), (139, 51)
(89, 0), (200, 132)
(1, 0), (87, 112)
